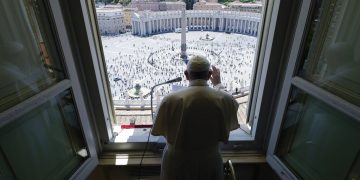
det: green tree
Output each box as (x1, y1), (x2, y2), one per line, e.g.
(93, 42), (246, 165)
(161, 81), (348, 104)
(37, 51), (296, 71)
(219, 0), (255, 4)
(95, 0), (112, 4)
(117, 0), (131, 6)
(240, 0), (255, 2)
(218, 0), (235, 5)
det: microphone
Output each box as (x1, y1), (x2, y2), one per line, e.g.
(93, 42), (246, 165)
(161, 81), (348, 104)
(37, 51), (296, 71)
(164, 77), (182, 84)
(151, 77), (182, 92)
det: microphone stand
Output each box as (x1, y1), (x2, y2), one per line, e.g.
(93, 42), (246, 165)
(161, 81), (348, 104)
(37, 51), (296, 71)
(138, 81), (172, 180)
(150, 82), (167, 122)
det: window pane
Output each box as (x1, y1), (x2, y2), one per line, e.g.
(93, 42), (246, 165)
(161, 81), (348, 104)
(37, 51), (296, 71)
(276, 87), (360, 179)
(0, 0), (65, 112)
(298, 0), (360, 106)
(0, 90), (88, 179)
(94, 0), (265, 142)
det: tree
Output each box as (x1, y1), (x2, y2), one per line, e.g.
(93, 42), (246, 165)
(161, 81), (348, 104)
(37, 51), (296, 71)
(240, 0), (255, 2)
(218, 0), (255, 4)
(117, 0), (131, 6)
(95, 0), (113, 4)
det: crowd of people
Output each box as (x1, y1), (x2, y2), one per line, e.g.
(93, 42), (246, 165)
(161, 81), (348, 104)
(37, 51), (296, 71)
(102, 31), (257, 102)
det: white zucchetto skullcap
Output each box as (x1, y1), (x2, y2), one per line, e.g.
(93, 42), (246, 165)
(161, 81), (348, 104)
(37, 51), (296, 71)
(187, 55), (210, 72)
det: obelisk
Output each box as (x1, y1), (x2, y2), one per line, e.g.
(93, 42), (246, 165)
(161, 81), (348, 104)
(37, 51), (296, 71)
(180, 5), (188, 63)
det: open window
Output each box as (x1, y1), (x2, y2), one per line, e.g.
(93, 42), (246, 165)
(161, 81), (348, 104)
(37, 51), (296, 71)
(0, 0), (98, 178)
(86, 0), (276, 150)
(266, 0), (360, 179)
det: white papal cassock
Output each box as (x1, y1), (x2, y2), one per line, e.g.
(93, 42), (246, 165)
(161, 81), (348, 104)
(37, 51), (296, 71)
(152, 79), (239, 180)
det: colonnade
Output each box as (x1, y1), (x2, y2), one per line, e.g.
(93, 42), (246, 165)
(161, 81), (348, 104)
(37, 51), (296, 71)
(132, 18), (183, 35)
(132, 10), (261, 37)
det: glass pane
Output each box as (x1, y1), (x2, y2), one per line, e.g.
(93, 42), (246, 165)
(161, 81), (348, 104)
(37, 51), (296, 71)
(298, 0), (360, 106)
(0, 0), (65, 112)
(276, 87), (360, 179)
(0, 90), (88, 179)
(94, 0), (265, 142)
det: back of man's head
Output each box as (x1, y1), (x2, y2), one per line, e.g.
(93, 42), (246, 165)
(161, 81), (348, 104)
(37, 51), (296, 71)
(186, 55), (211, 80)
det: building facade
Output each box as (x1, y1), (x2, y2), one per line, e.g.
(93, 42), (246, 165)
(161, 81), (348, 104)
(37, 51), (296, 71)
(132, 10), (261, 37)
(122, 8), (137, 30)
(159, 1), (185, 11)
(228, 1), (263, 13)
(96, 8), (126, 35)
(129, 0), (160, 11)
(129, 0), (184, 11)
(193, 1), (223, 11)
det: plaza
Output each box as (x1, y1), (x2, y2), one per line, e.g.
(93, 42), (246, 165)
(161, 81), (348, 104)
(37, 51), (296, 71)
(102, 31), (257, 107)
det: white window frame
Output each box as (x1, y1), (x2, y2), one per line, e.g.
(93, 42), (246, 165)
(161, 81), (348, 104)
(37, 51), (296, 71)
(0, 0), (98, 178)
(266, 0), (360, 179)
(80, 0), (117, 144)
(79, 0), (288, 152)
(81, 0), (116, 143)
(49, 1), (99, 178)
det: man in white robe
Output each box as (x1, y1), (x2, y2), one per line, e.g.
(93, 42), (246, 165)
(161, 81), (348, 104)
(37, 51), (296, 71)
(151, 55), (239, 180)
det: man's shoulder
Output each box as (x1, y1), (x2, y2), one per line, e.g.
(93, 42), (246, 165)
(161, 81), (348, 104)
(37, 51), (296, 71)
(210, 87), (235, 99)
(162, 89), (188, 101)
(163, 86), (235, 101)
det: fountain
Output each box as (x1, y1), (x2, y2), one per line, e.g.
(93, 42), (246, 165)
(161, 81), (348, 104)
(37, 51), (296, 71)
(127, 80), (150, 98)
(200, 33), (215, 41)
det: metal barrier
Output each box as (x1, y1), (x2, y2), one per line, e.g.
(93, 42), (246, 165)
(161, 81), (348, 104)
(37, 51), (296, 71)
(113, 86), (249, 107)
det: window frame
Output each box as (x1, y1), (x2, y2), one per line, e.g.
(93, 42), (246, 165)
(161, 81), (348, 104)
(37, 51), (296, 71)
(75, 0), (299, 154)
(79, 0), (117, 144)
(56, 0), (117, 150)
(266, 0), (360, 179)
(0, 0), (98, 178)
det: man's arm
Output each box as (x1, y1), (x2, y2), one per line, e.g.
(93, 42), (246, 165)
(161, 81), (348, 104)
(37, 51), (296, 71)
(210, 65), (226, 91)
(211, 65), (239, 142)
